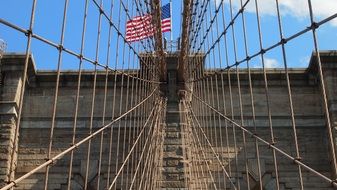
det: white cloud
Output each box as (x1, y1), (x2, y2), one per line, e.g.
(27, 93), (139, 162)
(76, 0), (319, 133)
(264, 57), (280, 68)
(252, 57), (280, 68)
(299, 56), (310, 67)
(214, 0), (223, 7)
(214, 0), (337, 26)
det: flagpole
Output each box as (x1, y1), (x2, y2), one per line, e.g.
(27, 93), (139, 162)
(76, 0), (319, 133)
(170, 0), (173, 41)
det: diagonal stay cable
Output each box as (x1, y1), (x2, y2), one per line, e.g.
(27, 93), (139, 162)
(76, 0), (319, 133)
(187, 12), (337, 81)
(120, 0), (155, 51)
(191, 92), (337, 188)
(183, 100), (237, 190)
(128, 99), (163, 189)
(0, 87), (158, 190)
(187, 0), (249, 73)
(191, 0), (248, 53)
(189, 0), (211, 51)
(0, 18), (161, 84)
(188, 109), (218, 189)
(108, 99), (161, 190)
(91, 0), (158, 74)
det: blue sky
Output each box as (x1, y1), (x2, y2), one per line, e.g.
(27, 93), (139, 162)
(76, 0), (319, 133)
(0, 0), (336, 70)
(206, 0), (337, 69)
(0, 0), (181, 70)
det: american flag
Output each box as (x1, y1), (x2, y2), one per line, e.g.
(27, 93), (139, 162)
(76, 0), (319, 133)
(126, 3), (171, 42)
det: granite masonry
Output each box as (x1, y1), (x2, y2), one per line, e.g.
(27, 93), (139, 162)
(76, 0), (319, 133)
(0, 51), (337, 189)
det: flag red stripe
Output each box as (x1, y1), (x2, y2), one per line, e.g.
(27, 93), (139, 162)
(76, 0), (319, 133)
(126, 14), (171, 42)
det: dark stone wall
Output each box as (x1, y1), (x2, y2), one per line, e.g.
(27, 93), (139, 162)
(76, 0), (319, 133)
(0, 52), (336, 189)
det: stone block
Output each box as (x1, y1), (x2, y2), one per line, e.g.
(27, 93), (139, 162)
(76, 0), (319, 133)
(163, 166), (185, 173)
(166, 173), (179, 180)
(164, 138), (182, 145)
(163, 151), (184, 158)
(0, 53), (335, 190)
(166, 160), (179, 167)
(179, 173), (185, 180)
(160, 181), (186, 188)
(166, 132), (180, 138)
(164, 145), (178, 152)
